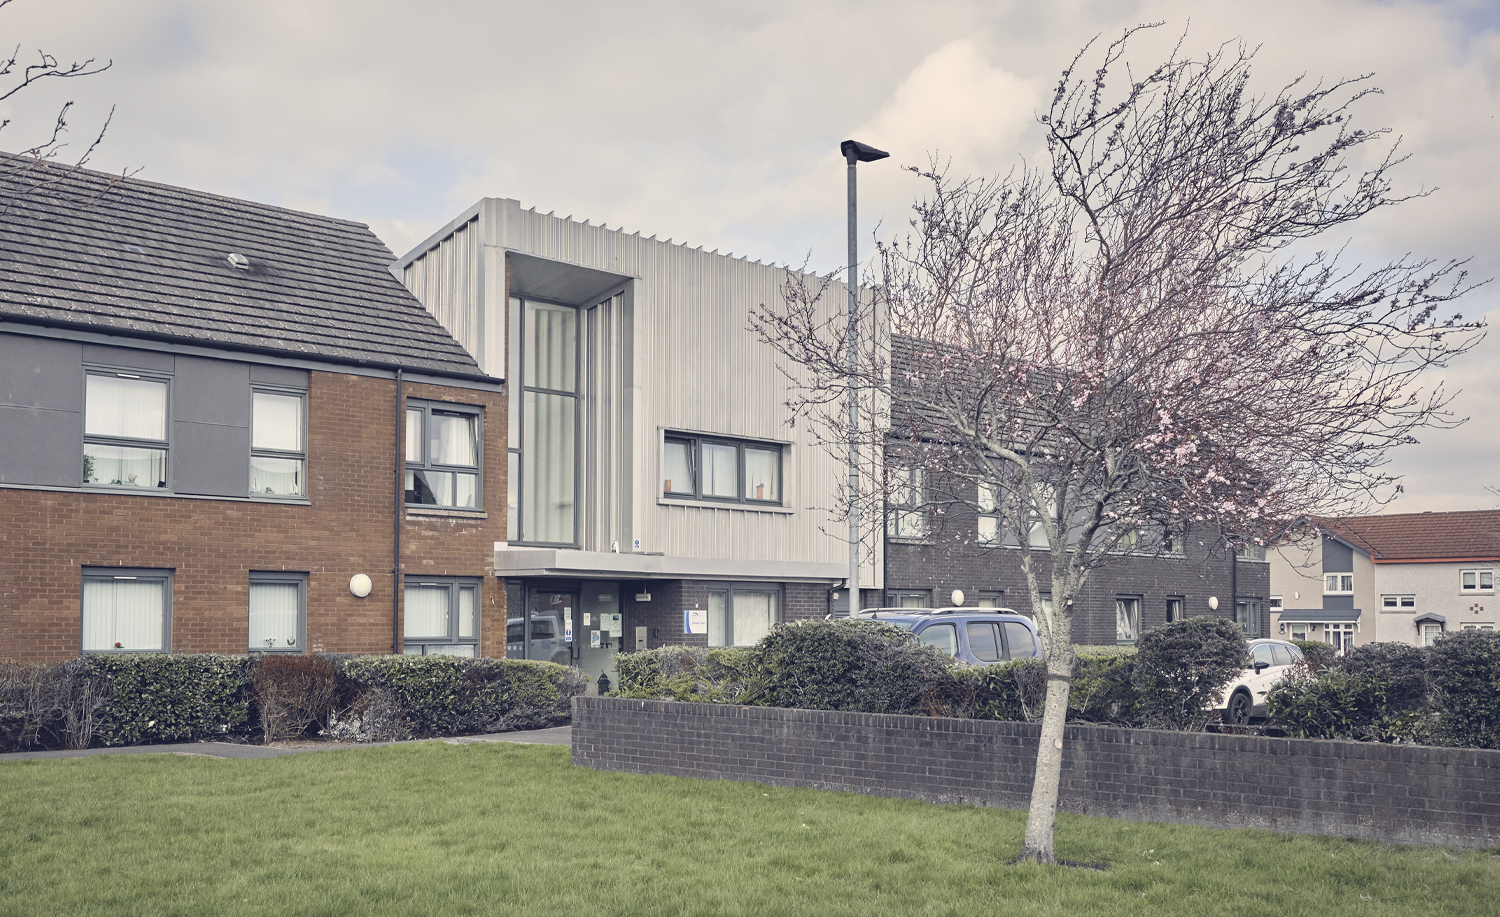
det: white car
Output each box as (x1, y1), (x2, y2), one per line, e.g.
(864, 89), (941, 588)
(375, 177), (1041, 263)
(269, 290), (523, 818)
(1218, 638), (1305, 725)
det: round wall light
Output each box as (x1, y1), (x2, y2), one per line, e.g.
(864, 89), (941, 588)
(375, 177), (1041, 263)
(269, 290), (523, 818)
(349, 574), (373, 598)
(951, 589), (966, 607)
(1208, 596), (1220, 611)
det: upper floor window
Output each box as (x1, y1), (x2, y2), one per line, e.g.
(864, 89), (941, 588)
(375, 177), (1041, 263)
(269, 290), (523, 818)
(83, 371), (169, 488)
(82, 568), (171, 653)
(663, 433), (782, 505)
(513, 298), (578, 544)
(977, 481), (1001, 544)
(1461, 569), (1494, 593)
(1237, 544), (1267, 561)
(406, 401), (481, 509)
(250, 388), (305, 497)
(887, 467), (926, 539)
(1324, 573), (1354, 594)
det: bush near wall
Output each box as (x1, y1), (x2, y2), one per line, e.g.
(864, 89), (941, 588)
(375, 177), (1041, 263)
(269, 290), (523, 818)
(1425, 630), (1500, 750)
(0, 653), (585, 752)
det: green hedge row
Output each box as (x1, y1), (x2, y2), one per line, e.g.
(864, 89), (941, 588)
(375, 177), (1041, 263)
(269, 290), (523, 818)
(613, 619), (1500, 749)
(0, 653), (586, 752)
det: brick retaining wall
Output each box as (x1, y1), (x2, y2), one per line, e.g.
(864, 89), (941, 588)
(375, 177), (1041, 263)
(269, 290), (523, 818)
(572, 697), (1500, 849)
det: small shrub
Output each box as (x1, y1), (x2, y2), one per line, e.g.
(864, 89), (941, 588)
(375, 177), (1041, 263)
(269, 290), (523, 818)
(1334, 642), (1428, 710)
(0, 659), (106, 751)
(1291, 639), (1337, 672)
(613, 646), (758, 703)
(1266, 666), (1425, 742)
(1426, 629), (1500, 750)
(250, 654), (338, 743)
(1133, 617), (1249, 731)
(744, 619), (951, 714)
(1069, 651), (1140, 726)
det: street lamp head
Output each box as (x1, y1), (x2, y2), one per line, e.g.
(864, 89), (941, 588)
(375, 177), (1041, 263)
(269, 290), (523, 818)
(841, 139), (890, 164)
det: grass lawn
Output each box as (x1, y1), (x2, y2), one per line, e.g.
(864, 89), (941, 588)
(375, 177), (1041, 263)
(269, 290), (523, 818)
(1, 742), (1496, 916)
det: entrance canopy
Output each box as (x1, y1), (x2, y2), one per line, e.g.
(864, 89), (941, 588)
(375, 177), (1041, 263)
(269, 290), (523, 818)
(1277, 608), (1362, 625)
(495, 545), (844, 584)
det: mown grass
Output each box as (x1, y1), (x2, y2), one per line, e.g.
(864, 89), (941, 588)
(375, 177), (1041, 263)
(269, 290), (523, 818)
(0, 742), (1495, 916)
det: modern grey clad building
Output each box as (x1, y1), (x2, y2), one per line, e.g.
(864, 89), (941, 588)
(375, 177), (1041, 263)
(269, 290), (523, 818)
(394, 199), (879, 687)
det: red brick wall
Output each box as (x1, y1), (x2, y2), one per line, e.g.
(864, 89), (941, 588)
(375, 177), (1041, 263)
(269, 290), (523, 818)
(0, 370), (508, 661)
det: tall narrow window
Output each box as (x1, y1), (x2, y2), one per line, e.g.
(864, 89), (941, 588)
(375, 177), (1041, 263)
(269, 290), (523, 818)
(977, 482), (1001, 544)
(82, 569), (171, 652)
(83, 371), (169, 488)
(405, 401), (481, 509)
(404, 578), (480, 656)
(1236, 599), (1263, 637)
(1165, 597), (1183, 624)
(249, 572), (306, 652)
(519, 299), (578, 544)
(250, 389), (305, 496)
(887, 467), (926, 539)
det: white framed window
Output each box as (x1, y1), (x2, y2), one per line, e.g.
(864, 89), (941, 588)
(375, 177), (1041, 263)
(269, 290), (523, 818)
(403, 578), (481, 656)
(1269, 596), (1283, 615)
(1325, 622), (1355, 654)
(83, 370), (170, 489)
(1460, 569), (1494, 593)
(977, 482), (1001, 545)
(250, 388), (306, 497)
(1237, 544), (1267, 561)
(249, 572), (306, 652)
(662, 433), (783, 505)
(1289, 623), (1308, 641)
(1116, 597), (1141, 643)
(707, 585), (780, 647)
(1026, 484), (1057, 548)
(1422, 623), (1442, 646)
(1324, 573), (1354, 594)
(1381, 595), (1416, 609)
(406, 401), (482, 510)
(887, 467), (926, 540)
(82, 568), (171, 652)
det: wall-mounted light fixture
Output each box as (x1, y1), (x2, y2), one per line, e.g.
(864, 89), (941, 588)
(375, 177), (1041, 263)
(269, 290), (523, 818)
(350, 574), (373, 598)
(951, 589), (966, 606)
(1208, 596), (1220, 611)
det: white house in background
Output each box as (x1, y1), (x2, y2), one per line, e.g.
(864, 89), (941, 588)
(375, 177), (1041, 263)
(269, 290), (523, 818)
(392, 199), (881, 689)
(1269, 510), (1500, 651)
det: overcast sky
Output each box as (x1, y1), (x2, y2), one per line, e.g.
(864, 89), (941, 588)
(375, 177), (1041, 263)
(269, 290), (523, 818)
(4, 0), (1497, 513)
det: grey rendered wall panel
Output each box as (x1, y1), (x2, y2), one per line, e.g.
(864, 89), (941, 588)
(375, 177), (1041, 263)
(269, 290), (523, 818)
(493, 200), (855, 568)
(172, 355), (251, 496)
(249, 364), (310, 387)
(0, 335), (84, 486)
(81, 343), (174, 372)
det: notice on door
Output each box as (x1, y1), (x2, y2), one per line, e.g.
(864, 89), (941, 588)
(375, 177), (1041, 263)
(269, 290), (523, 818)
(590, 630), (601, 649)
(685, 608), (707, 634)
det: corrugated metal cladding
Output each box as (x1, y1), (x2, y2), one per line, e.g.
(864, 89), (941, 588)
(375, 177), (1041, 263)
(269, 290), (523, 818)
(401, 216), (483, 371)
(399, 199), (880, 584)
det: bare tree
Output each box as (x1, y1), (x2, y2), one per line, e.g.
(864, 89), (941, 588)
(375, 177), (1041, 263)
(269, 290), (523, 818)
(753, 25), (1484, 865)
(1, 0), (129, 211)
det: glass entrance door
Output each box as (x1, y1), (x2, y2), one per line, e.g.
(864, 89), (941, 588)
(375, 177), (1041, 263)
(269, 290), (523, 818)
(508, 590), (574, 664)
(578, 583), (622, 694)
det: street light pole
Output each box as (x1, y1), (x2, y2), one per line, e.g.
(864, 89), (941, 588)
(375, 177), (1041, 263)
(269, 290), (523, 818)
(840, 139), (888, 616)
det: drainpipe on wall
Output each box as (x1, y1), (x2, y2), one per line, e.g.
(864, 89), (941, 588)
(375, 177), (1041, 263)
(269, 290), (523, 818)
(393, 369), (404, 655)
(1230, 541), (1239, 631)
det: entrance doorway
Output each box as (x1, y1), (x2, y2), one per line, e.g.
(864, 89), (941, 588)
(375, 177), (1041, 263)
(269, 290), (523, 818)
(578, 582), (622, 694)
(507, 589), (574, 665)
(505, 581), (630, 695)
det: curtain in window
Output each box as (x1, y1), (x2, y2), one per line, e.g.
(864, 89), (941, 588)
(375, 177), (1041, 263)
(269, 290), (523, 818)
(734, 592), (776, 646)
(85, 375), (167, 439)
(703, 444), (737, 498)
(250, 457), (302, 496)
(457, 586), (477, 639)
(82, 578), (164, 651)
(525, 302), (577, 393)
(663, 440), (694, 494)
(252, 392), (302, 450)
(708, 592), (727, 648)
(744, 448), (779, 501)
(430, 413), (476, 465)
(523, 392), (575, 543)
(1116, 598), (1139, 642)
(84, 443), (167, 487)
(405, 409), (424, 462)
(405, 585), (450, 639)
(249, 582), (300, 650)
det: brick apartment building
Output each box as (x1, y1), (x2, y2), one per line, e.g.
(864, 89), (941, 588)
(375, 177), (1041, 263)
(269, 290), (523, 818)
(0, 157), (505, 661)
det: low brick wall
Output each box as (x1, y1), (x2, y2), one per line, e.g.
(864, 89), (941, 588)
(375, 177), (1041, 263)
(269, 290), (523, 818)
(572, 697), (1500, 849)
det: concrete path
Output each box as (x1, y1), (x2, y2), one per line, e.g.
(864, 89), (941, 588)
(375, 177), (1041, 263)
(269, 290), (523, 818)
(0, 725), (572, 762)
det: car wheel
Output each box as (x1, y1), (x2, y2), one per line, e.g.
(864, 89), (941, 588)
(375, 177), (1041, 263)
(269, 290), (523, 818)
(1225, 689), (1252, 726)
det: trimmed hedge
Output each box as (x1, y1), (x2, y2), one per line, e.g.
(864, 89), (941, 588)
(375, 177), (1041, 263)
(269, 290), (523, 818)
(1133, 617), (1249, 730)
(612, 646), (758, 703)
(743, 618), (952, 714)
(1426, 630), (1500, 749)
(0, 653), (586, 752)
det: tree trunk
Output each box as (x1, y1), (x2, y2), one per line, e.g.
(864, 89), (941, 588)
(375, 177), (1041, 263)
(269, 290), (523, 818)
(1016, 661), (1072, 865)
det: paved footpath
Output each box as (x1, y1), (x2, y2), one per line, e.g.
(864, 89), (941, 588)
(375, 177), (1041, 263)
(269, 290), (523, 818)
(0, 725), (572, 762)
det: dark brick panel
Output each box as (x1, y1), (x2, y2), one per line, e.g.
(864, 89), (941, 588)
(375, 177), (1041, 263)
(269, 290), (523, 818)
(573, 697), (1499, 849)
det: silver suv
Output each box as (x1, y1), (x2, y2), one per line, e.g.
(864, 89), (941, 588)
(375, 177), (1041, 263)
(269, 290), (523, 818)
(855, 607), (1044, 665)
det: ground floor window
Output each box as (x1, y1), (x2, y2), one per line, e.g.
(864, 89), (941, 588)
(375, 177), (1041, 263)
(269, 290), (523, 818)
(404, 578), (480, 656)
(886, 591), (930, 609)
(1116, 597), (1141, 643)
(1236, 600), (1263, 638)
(1422, 623), (1442, 646)
(708, 585), (780, 647)
(1165, 597), (1183, 624)
(1325, 622), (1355, 654)
(82, 568), (171, 652)
(1289, 623), (1308, 641)
(249, 572), (306, 652)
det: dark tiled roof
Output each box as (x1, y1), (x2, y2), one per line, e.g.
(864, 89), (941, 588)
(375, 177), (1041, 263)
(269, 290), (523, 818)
(0, 153), (488, 380)
(1319, 510), (1500, 562)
